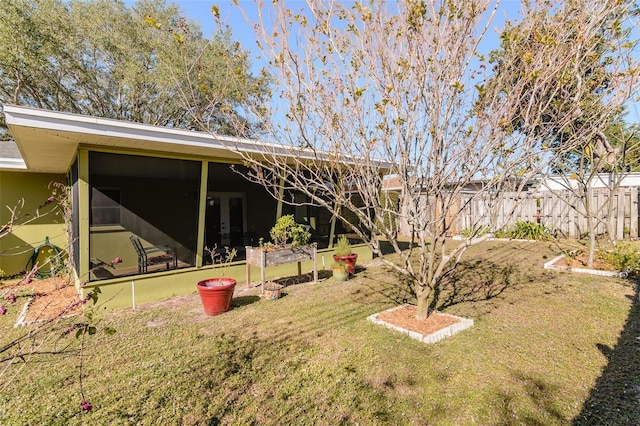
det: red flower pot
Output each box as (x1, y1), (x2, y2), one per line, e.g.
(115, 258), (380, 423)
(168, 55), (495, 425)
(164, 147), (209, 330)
(196, 278), (237, 316)
(333, 253), (358, 274)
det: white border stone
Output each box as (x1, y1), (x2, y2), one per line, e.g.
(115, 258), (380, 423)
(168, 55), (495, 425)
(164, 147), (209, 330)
(450, 236), (537, 243)
(13, 298), (79, 327)
(367, 304), (474, 344)
(14, 300), (31, 328)
(543, 254), (627, 278)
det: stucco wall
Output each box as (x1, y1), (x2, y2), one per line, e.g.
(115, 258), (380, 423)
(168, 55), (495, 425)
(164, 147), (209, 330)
(0, 171), (67, 277)
(82, 244), (373, 310)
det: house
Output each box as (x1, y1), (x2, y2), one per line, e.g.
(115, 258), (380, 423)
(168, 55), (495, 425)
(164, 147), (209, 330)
(0, 105), (372, 309)
(539, 172), (640, 191)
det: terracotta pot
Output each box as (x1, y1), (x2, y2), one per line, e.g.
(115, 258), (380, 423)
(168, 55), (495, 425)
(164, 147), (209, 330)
(333, 253), (358, 274)
(196, 278), (237, 316)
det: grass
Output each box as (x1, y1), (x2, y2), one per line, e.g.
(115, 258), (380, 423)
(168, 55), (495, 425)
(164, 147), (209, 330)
(1, 240), (638, 425)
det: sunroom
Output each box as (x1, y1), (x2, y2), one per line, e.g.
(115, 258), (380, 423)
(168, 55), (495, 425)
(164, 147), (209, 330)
(1, 105), (368, 309)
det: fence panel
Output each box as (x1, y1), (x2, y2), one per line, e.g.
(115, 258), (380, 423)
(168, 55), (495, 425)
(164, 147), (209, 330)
(398, 187), (640, 239)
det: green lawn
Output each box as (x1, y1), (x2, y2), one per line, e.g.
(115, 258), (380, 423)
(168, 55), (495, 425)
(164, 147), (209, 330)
(1, 240), (638, 425)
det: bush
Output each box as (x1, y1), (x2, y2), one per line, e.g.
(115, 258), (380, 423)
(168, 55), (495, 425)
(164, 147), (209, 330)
(460, 225), (490, 238)
(497, 220), (552, 241)
(602, 244), (640, 275)
(269, 215), (311, 247)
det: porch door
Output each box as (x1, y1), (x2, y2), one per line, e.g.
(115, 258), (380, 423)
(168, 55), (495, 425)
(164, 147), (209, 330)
(205, 192), (247, 248)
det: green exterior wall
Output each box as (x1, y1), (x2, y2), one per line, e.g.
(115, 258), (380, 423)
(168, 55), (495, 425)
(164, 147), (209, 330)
(0, 171), (67, 277)
(82, 244), (372, 311)
(2, 149), (372, 310)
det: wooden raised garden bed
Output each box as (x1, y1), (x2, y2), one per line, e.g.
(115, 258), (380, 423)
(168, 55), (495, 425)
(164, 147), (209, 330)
(245, 243), (318, 291)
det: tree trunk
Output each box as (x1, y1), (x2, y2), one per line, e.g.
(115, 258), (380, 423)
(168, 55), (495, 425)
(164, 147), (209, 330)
(415, 294), (430, 320)
(587, 216), (596, 268)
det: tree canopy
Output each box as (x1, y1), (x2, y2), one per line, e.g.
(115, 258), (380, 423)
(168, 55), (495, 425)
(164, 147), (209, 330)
(0, 0), (268, 136)
(217, 0), (640, 319)
(487, 0), (639, 168)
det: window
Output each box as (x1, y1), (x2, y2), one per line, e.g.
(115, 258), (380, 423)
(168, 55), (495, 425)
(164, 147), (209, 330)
(91, 188), (121, 226)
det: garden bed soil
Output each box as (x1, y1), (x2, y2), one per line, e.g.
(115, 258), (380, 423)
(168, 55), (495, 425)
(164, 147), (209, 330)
(377, 305), (460, 336)
(553, 251), (618, 271)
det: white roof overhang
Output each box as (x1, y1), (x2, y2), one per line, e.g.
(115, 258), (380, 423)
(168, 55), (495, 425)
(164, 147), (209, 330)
(2, 105), (393, 174)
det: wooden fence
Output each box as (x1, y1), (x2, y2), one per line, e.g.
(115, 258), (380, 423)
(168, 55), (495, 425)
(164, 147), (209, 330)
(399, 187), (640, 239)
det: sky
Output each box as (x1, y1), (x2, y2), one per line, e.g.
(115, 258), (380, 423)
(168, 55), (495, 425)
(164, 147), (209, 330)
(138, 0), (525, 72)
(126, 0), (638, 124)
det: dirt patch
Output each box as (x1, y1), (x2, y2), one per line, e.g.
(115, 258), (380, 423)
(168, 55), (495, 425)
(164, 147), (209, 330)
(377, 305), (461, 336)
(1, 276), (82, 323)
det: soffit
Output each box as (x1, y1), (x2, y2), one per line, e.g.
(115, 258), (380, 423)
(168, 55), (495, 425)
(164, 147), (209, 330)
(2, 105), (394, 174)
(3, 106), (249, 173)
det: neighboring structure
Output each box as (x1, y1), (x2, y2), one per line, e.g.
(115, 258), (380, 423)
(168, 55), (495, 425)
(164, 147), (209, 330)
(0, 105), (369, 308)
(539, 173), (640, 191)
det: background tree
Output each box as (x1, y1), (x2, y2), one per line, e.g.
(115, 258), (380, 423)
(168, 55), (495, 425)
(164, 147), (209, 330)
(487, 0), (640, 265)
(198, 0), (639, 319)
(0, 0), (266, 407)
(0, 0), (267, 136)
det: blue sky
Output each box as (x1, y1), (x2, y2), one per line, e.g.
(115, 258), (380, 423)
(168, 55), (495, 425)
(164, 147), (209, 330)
(131, 0), (638, 124)
(150, 0), (523, 70)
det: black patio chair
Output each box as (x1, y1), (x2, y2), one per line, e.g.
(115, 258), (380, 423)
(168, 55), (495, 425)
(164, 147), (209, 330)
(129, 234), (177, 274)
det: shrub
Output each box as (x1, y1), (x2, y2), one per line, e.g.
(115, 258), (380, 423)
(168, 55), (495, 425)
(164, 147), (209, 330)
(269, 215), (311, 247)
(499, 220), (552, 241)
(602, 244), (640, 275)
(460, 225), (490, 238)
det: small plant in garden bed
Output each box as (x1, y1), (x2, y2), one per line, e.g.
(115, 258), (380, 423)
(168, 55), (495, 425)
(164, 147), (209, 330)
(268, 215), (311, 248)
(460, 225), (491, 238)
(602, 244), (640, 276)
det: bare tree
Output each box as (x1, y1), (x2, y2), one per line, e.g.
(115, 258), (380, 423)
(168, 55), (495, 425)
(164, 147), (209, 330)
(538, 122), (640, 267)
(488, 0), (640, 266)
(0, 188), (116, 410)
(194, 0), (638, 319)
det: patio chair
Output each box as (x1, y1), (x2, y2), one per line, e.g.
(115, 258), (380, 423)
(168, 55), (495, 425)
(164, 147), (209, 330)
(129, 234), (177, 274)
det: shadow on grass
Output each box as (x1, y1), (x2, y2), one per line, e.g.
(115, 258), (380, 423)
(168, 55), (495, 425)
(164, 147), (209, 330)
(230, 295), (261, 309)
(273, 270), (332, 287)
(359, 257), (524, 312)
(572, 281), (640, 425)
(170, 304), (395, 424)
(377, 240), (417, 256)
(435, 259), (520, 311)
(492, 370), (566, 424)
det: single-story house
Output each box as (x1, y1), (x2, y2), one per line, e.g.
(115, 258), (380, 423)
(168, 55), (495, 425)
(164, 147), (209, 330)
(0, 105), (373, 309)
(539, 173), (640, 191)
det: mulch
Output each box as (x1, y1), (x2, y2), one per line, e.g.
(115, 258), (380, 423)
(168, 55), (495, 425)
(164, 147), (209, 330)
(377, 305), (461, 336)
(554, 251), (618, 271)
(1, 276), (82, 323)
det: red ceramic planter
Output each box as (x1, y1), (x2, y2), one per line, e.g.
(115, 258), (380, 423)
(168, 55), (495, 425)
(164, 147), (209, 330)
(333, 253), (358, 274)
(196, 278), (237, 316)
